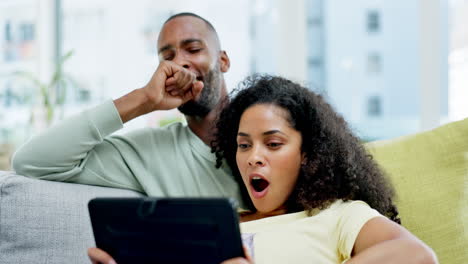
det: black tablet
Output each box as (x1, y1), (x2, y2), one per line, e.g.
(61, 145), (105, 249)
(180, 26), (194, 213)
(88, 197), (244, 264)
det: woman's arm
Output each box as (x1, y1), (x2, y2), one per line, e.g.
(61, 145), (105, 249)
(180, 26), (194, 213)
(89, 246), (254, 264)
(88, 247), (117, 264)
(347, 217), (437, 264)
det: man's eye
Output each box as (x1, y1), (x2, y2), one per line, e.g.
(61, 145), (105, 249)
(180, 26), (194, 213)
(188, 48), (201, 53)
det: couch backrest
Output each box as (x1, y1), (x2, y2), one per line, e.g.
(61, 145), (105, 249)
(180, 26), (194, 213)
(2, 119), (467, 263)
(366, 118), (468, 264)
(0, 171), (143, 264)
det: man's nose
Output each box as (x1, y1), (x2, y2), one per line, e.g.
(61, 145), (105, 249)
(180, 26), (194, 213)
(173, 53), (190, 69)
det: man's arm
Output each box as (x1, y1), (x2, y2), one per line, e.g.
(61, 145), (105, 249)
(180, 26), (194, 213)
(11, 61), (203, 189)
(114, 60), (203, 123)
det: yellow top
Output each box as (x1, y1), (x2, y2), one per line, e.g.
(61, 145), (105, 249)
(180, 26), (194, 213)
(240, 200), (383, 264)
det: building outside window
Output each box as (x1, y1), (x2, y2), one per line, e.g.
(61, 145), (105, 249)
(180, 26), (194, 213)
(367, 10), (380, 33)
(367, 53), (382, 74)
(367, 95), (382, 117)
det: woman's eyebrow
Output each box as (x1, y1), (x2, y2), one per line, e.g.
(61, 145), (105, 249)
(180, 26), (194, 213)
(237, 130), (285, 137)
(263, 130), (285, 136)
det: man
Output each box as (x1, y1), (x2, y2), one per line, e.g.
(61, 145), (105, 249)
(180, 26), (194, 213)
(12, 13), (243, 205)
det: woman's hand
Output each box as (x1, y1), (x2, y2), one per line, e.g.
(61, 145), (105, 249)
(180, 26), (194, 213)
(220, 245), (254, 264)
(87, 247), (117, 264)
(88, 245), (254, 264)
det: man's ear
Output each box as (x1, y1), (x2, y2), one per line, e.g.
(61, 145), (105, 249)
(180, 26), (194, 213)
(219, 50), (230, 73)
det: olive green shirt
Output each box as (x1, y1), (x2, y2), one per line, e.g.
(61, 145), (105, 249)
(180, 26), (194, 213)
(12, 100), (243, 206)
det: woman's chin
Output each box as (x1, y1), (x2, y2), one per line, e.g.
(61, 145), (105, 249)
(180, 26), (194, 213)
(252, 202), (282, 216)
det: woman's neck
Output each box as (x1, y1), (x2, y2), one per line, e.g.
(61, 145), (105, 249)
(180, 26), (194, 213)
(240, 206), (288, 223)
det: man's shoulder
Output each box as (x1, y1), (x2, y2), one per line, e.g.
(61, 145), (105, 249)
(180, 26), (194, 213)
(111, 122), (190, 142)
(154, 122), (191, 137)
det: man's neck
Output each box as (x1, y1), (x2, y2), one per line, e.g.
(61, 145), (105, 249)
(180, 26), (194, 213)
(186, 113), (214, 146)
(185, 97), (226, 145)
(186, 82), (229, 146)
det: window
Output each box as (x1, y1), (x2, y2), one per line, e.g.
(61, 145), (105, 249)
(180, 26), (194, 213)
(5, 22), (12, 42)
(367, 10), (380, 33)
(307, 17), (322, 27)
(308, 57), (322, 67)
(367, 53), (382, 73)
(250, 59), (257, 74)
(19, 23), (35, 42)
(367, 96), (382, 117)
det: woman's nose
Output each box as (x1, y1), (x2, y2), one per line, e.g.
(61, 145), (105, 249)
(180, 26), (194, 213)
(247, 148), (265, 166)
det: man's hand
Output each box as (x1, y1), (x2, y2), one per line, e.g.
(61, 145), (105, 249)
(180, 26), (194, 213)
(143, 60), (204, 111)
(114, 61), (204, 123)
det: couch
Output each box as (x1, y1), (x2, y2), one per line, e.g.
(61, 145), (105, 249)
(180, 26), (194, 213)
(1, 118), (467, 264)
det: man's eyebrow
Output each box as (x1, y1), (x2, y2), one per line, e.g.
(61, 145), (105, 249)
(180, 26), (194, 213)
(237, 130), (285, 137)
(158, 39), (203, 54)
(158, 44), (172, 54)
(181, 38), (203, 46)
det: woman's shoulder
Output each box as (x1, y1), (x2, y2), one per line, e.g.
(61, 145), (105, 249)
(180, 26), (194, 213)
(326, 200), (373, 212)
(240, 200), (383, 232)
(310, 200), (382, 221)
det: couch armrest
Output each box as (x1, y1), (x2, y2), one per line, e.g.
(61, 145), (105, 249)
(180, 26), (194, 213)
(0, 171), (143, 264)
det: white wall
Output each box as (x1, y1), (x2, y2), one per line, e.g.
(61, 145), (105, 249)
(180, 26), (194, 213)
(62, 0), (252, 130)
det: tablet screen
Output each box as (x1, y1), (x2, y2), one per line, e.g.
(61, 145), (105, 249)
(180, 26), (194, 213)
(88, 197), (244, 264)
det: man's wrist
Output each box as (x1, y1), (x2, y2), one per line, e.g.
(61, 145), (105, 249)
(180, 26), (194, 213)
(113, 88), (154, 123)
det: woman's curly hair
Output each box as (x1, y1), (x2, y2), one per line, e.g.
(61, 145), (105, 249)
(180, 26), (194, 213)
(211, 75), (400, 224)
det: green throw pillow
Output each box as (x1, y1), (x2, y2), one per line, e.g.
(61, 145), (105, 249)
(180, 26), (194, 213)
(366, 118), (468, 264)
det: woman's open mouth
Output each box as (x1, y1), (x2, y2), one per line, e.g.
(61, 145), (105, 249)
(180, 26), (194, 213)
(249, 175), (270, 199)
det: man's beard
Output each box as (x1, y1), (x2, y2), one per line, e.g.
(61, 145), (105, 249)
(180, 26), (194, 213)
(178, 65), (222, 117)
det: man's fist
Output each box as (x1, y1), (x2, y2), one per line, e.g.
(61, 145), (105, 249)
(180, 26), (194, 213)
(143, 61), (204, 111)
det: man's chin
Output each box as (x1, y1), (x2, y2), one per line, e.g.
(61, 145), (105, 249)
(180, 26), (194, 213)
(178, 101), (211, 117)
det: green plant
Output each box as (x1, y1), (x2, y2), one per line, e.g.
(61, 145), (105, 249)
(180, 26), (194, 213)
(158, 115), (185, 127)
(11, 50), (77, 124)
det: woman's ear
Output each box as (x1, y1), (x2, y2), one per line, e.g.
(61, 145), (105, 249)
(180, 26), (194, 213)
(301, 153), (307, 165)
(219, 50), (230, 73)
(302, 155), (319, 175)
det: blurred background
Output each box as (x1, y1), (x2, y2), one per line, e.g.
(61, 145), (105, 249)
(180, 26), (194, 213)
(0, 0), (467, 170)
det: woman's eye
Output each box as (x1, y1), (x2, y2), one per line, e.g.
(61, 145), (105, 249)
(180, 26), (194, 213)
(268, 142), (283, 148)
(238, 143), (250, 149)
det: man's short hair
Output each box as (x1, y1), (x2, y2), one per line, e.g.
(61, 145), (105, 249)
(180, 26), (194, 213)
(164, 12), (217, 34)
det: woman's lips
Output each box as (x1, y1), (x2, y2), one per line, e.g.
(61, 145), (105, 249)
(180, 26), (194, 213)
(250, 184), (269, 199)
(249, 174), (270, 199)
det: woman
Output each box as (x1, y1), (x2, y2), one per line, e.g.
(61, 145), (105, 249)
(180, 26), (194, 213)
(89, 75), (437, 264)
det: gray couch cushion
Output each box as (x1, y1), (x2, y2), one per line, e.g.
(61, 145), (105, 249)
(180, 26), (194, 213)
(0, 171), (143, 264)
